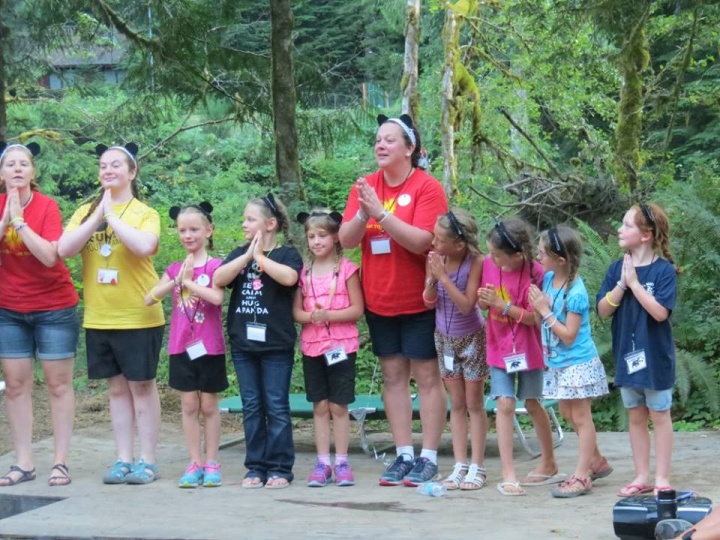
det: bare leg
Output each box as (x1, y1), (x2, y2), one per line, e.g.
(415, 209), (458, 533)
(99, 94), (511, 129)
(568, 399), (596, 480)
(466, 378), (488, 466)
(313, 400), (331, 455)
(649, 408), (673, 489)
(180, 391), (201, 464)
(445, 378), (468, 463)
(127, 379), (161, 464)
(42, 358), (75, 482)
(107, 375), (135, 462)
(524, 398), (558, 478)
(380, 355), (413, 448)
(496, 397), (521, 489)
(199, 393), (221, 463)
(329, 402), (350, 455)
(626, 405), (651, 487)
(0, 358), (35, 484)
(411, 360), (446, 451)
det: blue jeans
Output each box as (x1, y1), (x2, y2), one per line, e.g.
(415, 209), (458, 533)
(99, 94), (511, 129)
(231, 349), (295, 482)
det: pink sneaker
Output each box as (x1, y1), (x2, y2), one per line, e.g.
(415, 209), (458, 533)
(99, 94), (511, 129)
(307, 460), (332, 487)
(334, 462), (355, 487)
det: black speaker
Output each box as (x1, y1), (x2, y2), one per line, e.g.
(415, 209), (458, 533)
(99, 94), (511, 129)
(613, 491), (712, 539)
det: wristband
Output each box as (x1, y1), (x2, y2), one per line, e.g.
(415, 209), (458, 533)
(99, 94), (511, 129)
(150, 288), (162, 303)
(616, 280), (627, 291)
(356, 210), (368, 223)
(14, 222), (28, 232)
(422, 290), (438, 304)
(605, 291), (620, 308)
(544, 316), (558, 328)
(542, 312), (554, 321)
(515, 308), (525, 322)
(378, 210), (390, 224)
(104, 212), (118, 221)
(10, 216), (24, 224)
(501, 301), (511, 316)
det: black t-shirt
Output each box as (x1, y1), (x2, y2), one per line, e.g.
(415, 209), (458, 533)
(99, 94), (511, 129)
(223, 244), (303, 352)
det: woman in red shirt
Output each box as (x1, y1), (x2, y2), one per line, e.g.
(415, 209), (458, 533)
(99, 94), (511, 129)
(0, 142), (79, 487)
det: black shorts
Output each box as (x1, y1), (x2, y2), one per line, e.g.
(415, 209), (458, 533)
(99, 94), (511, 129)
(302, 353), (356, 405)
(86, 326), (164, 381)
(365, 309), (437, 361)
(169, 353), (229, 393)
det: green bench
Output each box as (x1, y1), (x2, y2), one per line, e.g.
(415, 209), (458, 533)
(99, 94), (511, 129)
(219, 393), (563, 458)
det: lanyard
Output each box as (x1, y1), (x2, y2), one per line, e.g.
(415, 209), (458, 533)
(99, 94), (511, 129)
(542, 277), (568, 355)
(179, 255), (209, 338)
(441, 252), (467, 335)
(307, 258), (340, 335)
(499, 262), (524, 352)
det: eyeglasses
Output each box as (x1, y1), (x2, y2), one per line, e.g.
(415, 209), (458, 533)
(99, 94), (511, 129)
(446, 211), (464, 238)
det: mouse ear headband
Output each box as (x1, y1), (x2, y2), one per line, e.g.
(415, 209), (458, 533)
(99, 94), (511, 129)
(296, 210), (342, 225)
(377, 114), (417, 147)
(0, 142), (41, 160)
(169, 201), (214, 222)
(96, 142), (139, 164)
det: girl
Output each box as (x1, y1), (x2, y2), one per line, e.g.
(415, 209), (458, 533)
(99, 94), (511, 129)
(292, 210), (364, 487)
(58, 143), (164, 485)
(0, 142), (79, 487)
(144, 203), (228, 488)
(528, 225), (612, 498)
(213, 193), (303, 489)
(476, 218), (560, 496)
(597, 203), (678, 498)
(423, 209), (489, 491)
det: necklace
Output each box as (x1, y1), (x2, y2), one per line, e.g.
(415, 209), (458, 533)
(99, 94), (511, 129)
(21, 192), (33, 208)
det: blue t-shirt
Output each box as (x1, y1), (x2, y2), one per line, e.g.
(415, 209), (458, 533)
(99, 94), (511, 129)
(541, 272), (598, 368)
(596, 258), (677, 390)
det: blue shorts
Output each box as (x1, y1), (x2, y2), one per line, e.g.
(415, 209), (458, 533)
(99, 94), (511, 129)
(619, 386), (673, 412)
(490, 366), (544, 400)
(0, 306), (79, 360)
(366, 309), (436, 361)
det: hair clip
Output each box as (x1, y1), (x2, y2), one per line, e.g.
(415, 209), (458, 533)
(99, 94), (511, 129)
(548, 227), (566, 257)
(447, 211), (464, 238)
(495, 220), (521, 252)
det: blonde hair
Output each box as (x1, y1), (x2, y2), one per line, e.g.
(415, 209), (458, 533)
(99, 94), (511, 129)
(301, 209), (343, 262)
(247, 195), (293, 245)
(436, 208), (482, 256)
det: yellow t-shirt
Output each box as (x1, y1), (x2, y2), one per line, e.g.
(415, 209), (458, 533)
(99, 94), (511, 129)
(66, 199), (165, 329)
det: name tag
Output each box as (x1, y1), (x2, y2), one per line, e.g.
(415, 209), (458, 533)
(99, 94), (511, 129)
(97, 268), (119, 285)
(504, 352), (528, 373)
(624, 349), (647, 374)
(370, 237), (391, 255)
(186, 339), (208, 360)
(246, 322), (267, 342)
(324, 347), (348, 366)
(443, 354), (454, 371)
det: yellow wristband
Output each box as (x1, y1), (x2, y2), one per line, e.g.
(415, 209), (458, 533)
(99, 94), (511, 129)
(104, 212), (118, 221)
(150, 288), (162, 303)
(10, 217), (24, 224)
(605, 291), (620, 308)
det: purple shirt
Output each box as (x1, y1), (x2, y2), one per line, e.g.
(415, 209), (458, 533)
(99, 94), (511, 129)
(167, 258), (226, 356)
(435, 255), (484, 337)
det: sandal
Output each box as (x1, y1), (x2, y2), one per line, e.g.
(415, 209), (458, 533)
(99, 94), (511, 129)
(617, 483), (653, 497)
(0, 465), (36, 487)
(551, 475), (592, 498)
(589, 456), (613, 481)
(48, 463), (71, 487)
(442, 462), (468, 490)
(125, 460), (159, 485)
(461, 464), (486, 491)
(242, 472), (266, 489)
(265, 475), (291, 489)
(497, 481), (526, 496)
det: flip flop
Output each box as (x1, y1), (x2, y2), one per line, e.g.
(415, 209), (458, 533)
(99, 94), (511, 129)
(0, 465), (36, 487)
(617, 483), (653, 497)
(497, 481), (526, 496)
(242, 475), (266, 489)
(265, 476), (291, 489)
(520, 472), (567, 486)
(48, 463), (71, 487)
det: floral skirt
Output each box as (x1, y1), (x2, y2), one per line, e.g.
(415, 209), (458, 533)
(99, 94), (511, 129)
(543, 356), (609, 400)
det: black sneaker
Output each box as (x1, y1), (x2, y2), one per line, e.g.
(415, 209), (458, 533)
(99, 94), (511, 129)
(403, 457), (440, 487)
(379, 455), (415, 486)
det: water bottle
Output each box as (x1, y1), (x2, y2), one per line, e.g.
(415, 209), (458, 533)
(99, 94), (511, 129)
(656, 489), (678, 520)
(416, 482), (447, 497)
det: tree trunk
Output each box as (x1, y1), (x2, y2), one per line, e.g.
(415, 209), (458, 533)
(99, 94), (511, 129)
(0, 0), (8, 142)
(401, 0), (420, 123)
(613, 13), (650, 194)
(270, 0), (304, 202)
(441, 7), (458, 200)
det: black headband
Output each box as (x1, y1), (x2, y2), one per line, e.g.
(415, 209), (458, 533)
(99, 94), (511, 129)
(446, 211), (464, 238)
(297, 211), (342, 225)
(263, 193), (283, 225)
(640, 204), (656, 233)
(547, 227), (566, 257)
(495, 220), (521, 253)
(169, 201), (213, 222)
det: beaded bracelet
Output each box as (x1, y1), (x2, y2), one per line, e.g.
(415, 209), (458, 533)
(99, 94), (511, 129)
(501, 301), (511, 316)
(14, 222), (28, 232)
(616, 280), (627, 291)
(605, 291), (620, 308)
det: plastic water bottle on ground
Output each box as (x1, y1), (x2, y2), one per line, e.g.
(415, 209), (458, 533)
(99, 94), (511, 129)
(416, 481), (447, 497)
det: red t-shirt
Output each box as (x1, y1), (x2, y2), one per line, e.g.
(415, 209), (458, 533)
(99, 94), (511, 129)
(342, 168), (448, 316)
(0, 192), (78, 312)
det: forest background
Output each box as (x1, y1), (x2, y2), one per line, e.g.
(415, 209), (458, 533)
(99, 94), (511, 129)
(1, 0), (719, 432)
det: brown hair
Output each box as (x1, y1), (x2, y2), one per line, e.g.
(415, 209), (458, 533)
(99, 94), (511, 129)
(632, 203), (679, 273)
(81, 149), (141, 223)
(436, 208), (482, 256)
(487, 217), (536, 283)
(539, 224), (583, 297)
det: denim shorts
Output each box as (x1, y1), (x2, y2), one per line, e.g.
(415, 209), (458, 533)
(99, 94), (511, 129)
(619, 386), (673, 412)
(0, 305), (80, 360)
(489, 366), (544, 401)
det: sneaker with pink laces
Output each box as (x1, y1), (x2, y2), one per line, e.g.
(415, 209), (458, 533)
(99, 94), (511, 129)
(334, 462), (355, 487)
(307, 460), (332, 487)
